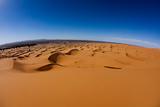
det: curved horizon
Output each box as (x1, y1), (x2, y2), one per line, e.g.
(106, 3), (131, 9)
(0, 39), (159, 49)
(0, 0), (160, 48)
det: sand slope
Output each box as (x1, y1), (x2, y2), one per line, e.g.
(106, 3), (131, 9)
(0, 42), (160, 107)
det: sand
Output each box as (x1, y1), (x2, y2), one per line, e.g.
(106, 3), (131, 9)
(0, 42), (160, 107)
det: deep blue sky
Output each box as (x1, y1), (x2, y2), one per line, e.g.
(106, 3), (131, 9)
(0, 0), (160, 47)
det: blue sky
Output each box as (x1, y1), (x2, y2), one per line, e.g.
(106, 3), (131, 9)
(0, 0), (160, 47)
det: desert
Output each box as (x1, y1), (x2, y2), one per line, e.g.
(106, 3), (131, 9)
(0, 40), (160, 107)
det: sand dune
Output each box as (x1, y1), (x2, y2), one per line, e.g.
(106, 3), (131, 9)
(0, 42), (160, 107)
(65, 49), (79, 55)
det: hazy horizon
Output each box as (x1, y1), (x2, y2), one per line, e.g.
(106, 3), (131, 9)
(0, 0), (160, 47)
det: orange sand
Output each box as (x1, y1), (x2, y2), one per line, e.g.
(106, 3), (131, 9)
(0, 42), (160, 107)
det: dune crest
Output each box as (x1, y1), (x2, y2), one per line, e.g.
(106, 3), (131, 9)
(48, 52), (64, 64)
(65, 49), (79, 55)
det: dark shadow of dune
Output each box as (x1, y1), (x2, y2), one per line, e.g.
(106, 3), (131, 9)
(104, 66), (122, 69)
(35, 53), (42, 57)
(36, 64), (53, 71)
(48, 52), (64, 63)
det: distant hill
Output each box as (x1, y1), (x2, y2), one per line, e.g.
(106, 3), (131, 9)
(0, 39), (107, 50)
